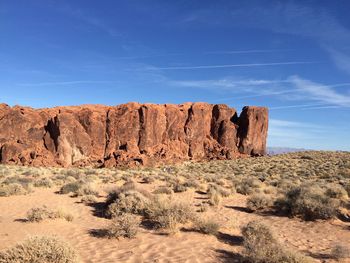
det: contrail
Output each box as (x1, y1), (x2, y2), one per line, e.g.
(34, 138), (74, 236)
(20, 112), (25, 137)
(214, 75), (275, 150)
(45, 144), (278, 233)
(269, 103), (330, 110)
(213, 90), (296, 103)
(18, 80), (120, 86)
(150, 61), (317, 70)
(204, 49), (293, 54)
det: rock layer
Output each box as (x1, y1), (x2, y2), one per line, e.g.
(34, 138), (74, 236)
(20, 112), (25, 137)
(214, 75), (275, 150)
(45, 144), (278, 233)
(0, 102), (268, 167)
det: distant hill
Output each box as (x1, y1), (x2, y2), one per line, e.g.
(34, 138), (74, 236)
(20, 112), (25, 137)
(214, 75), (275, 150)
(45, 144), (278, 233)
(267, 147), (308, 155)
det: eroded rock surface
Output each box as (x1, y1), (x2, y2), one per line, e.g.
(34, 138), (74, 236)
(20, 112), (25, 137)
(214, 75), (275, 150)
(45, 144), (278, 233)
(0, 102), (268, 167)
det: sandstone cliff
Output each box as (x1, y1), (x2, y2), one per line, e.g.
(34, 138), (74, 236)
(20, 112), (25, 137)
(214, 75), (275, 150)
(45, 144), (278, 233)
(0, 102), (268, 167)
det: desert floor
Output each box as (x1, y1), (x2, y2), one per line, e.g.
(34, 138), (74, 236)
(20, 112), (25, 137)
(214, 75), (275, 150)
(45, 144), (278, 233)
(0, 151), (349, 263)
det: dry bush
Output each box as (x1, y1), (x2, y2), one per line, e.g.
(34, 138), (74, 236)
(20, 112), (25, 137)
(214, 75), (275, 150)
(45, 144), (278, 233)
(142, 176), (155, 184)
(81, 194), (98, 204)
(246, 193), (273, 212)
(183, 179), (200, 189)
(172, 182), (187, 193)
(242, 221), (311, 263)
(75, 184), (99, 197)
(275, 184), (340, 220)
(59, 182), (82, 194)
(235, 177), (262, 195)
(0, 236), (79, 263)
(208, 191), (221, 207)
(145, 195), (194, 233)
(324, 184), (348, 200)
(207, 184), (231, 197)
(106, 214), (140, 239)
(153, 186), (173, 195)
(105, 181), (137, 205)
(193, 217), (220, 235)
(166, 177), (188, 193)
(26, 206), (73, 222)
(198, 202), (210, 212)
(54, 208), (74, 222)
(344, 183), (350, 196)
(26, 206), (54, 222)
(106, 190), (149, 218)
(34, 177), (54, 188)
(331, 244), (350, 261)
(0, 183), (28, 197)
(2, 176), (33, 186)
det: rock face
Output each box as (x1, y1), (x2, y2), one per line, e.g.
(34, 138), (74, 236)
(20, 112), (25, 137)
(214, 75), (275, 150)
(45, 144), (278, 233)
(0, 102), (268, 167)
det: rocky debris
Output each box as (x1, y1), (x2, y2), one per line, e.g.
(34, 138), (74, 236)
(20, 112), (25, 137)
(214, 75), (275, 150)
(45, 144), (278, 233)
(0, 102), (268, 167)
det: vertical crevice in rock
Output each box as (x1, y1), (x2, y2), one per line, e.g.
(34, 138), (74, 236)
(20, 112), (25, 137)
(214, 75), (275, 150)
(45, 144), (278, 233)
(210, 104), (220, 142)
(104, 108), (111, 160)
(237, 107), (249, 153)
(184, 104), (194, 157)
(184, 104), (193, 136)
(43, 116), (60, 152)
(163, 104), (169, 143)
(230, 112), (239, 124)
(137, 106), (145, 152)
(0, 145), (3, 162)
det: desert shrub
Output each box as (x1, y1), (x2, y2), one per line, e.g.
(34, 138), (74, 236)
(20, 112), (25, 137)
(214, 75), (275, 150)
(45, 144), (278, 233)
(274, 179), (300, 193)
(27, 207), (54, 222)
(242, 221), (311, 263)
(263, 186), (277, 195)
(344, 183), (350, 196)
(105, 181), (137, 206)
(246, 193), (273, 212)
(26, 206), (73, 222)
(235, 178), (262, 195)
(60, 182), (82, 194)
(183, 179), (200, 189)
(0, 236), (79, 263)
(198, 202), (210, 212)
(64, 176), (78, 183)
(142, 176), (155, 184)
(172, 183), (187, 193)
(331, 244), (350, 260)
(54, 209), (74, 222)
(207, 184), (231, 197)
(75, 184), (99, 197)
(34, 178), (54, 188)
(145, 195), (194, 232)
(193, 217), (220, 235)
(214, 178), (226, 186)
(106, 190), (149, 218)
(325, 184), (348, 200)
(153, 186), (173, 195)
(208, 191), (221, 207)
(106, 214), (140, 239)
(275, 184), (340, 220)
(0, 183), (28, 197)
(81, 194), (98, 204)
(2, 176), (33, 186)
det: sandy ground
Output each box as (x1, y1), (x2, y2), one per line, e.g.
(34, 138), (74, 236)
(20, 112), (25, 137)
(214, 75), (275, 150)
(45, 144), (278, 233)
(0, 183), (349, 263)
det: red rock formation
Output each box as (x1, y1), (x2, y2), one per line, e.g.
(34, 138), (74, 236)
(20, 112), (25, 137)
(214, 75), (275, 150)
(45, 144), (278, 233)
(0, 102), (268, 167)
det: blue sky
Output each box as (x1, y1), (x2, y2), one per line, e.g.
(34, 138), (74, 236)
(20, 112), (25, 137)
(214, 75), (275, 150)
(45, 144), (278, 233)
(1, 0), (350, 150)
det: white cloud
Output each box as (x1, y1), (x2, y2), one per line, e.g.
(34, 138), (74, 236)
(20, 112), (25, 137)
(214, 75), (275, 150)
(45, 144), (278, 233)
(327, 48), (350, 75)
(269, 119), (323, 129)
(169, 75), (350, 108)
(267, 118), (330, 149)
(288, 75), (350, 107)
(181, 2), (350, 75)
